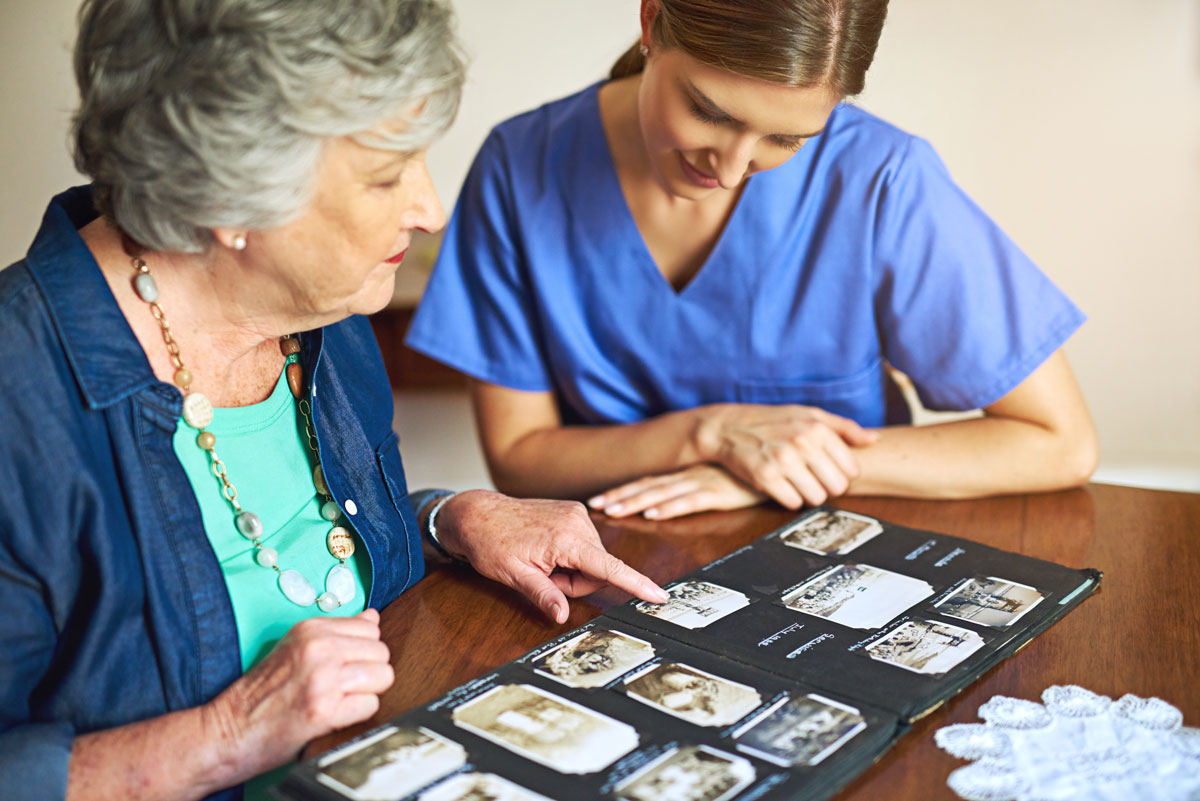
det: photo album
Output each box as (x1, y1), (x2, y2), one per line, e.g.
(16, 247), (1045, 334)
(275, 507), (1101, 801)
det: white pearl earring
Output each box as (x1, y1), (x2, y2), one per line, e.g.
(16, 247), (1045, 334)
(232, 234), (247, 251)
(639, 44), (650, 57)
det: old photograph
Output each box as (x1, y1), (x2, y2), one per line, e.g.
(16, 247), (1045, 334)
(782, 564), (934, 630)
(733, 693), (867, 767)
(865, 619), (986, 674)
(779, 510), (884, 556)
(533, 628), (656, 689)
(418, 772), (552, 801)
(615, 745), (756, 801)
(316, 726), (467, 801)
(623, 662), (763, 727)
(634, 580), (750, 630)
(934, 576), (1044, 628)
(451, 683), (638, 774)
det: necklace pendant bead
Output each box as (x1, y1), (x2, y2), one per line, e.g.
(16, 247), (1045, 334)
(327, 526), (355, 560)
(286, 361), (304, 399)
(316, 591), (340, 612)
(235, 510), (263, 539)
(327, 564), (356, 605)
(313, 465), (328, 496)
(174, 368), (192, 390)
(280, 336), (301, 356)
(255, 546), (278, 568)
(320, 500), (341, 521)
(182, 392), (214, 429)
(133, 272), (159, 303)
(279, 569), (317, 606)
(196, 431), (216, 450)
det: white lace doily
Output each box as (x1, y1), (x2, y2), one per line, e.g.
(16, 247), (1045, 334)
(935, 685), (1200, 801)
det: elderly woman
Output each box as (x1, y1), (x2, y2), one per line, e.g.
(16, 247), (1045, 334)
(0, 2), (667, 800)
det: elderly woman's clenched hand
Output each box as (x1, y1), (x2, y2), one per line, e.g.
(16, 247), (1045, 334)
(431, 491), (670, 623)
(208, 610), (394, 778)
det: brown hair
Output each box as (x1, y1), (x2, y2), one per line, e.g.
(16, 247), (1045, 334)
(609, 0), (888, 97)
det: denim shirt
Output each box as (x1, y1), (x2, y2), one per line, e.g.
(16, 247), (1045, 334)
(0, 188), (425, 801)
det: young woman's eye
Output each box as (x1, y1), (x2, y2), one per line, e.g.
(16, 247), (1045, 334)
(687, 100), (724, 125)
(374, 177), (402, 190)
(772, 137), (804, 153)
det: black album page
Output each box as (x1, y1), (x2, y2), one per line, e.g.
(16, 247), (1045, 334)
(276, 507), (1099, 801)
(606, 508), (1101, 720)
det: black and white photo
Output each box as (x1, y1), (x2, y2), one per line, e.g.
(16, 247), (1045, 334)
(614, 745), (756, 801)
(451, 683), (638, 774)
(779, 510), (884, 556)
(417, 772), (552, 801)
(634, 580), (750, 630)
(316, 726), (467, 801)
(733, 694), (867, 767)
(782, 564), (933, 629)
(623, 662), (762, 727)
(533, 628), (656, 689)
(934, 577), (1044, 627)
(865, 619), (986, 674)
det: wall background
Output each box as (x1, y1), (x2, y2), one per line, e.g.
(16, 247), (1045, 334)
(2, 0), (1197, 491)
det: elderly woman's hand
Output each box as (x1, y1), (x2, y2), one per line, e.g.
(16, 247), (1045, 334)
(433, 490), (670, 624)
(209, 610), (394, 778)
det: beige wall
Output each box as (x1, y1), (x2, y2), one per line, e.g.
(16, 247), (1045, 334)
(2, 0), (1197, 490)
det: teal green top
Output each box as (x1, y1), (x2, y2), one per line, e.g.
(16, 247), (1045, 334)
(173, 365), (371, 800)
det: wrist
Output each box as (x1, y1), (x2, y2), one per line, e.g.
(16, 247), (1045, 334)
(431, 489), (490, 561)
(199, 691), (253, 792)
(686, 405), (726, 464)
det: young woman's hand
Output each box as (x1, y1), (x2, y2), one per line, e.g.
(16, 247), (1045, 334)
(589, 464), (764, 520)
(433, 490), (669, 623)
(693, 403), (879, 508)
(207, 610), (394, 780)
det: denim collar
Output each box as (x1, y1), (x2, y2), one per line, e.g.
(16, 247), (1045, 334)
(24, 186), (162, 410)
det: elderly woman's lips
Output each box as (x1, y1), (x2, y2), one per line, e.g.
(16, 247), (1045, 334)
(385, 249), (407, 264)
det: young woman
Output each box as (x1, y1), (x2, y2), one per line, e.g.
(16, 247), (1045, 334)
(406, 0), (1097, 520)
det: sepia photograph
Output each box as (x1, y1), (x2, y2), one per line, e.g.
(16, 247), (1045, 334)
(634, 580), (750, 630)
(779, 510), (884, 556)
(451, 683), (638, 774)
(733, 693), (867, 767)
(623, 662), (763, 727)
(533, 628), (656, 689)
(614, 745), (756, 801)
(781, 564), (934, 630)
(934, 576), (1045, 628)
(865, 619), (986, 674)
(316, 726), (467, 801)
(417, 772), (553, 801)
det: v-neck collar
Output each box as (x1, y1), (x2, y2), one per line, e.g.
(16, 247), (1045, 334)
(588, 82), (756, 300)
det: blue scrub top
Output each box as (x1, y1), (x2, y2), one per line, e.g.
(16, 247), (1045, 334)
(407, 83), (1085, 428)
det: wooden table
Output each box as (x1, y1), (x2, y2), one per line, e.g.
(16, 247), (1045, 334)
(312, 483), (1200, 799)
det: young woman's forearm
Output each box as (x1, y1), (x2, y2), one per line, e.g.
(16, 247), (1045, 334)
(487, 408), (709, 499)
(852, 413), (1098, 499)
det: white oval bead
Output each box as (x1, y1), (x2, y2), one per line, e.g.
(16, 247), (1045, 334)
(181, 392), (214, 429)
(278, 569), (316, 606)
(133, 272), (159, 303)
(313, 465), (328, 496)
(326, 526), (355, 560)
(317, 591), (340, 612)
(327, 564), (356, 605)
(344, 499), (358, 516)
(320, 500), (340, 521)
(255, 546), (278, 568)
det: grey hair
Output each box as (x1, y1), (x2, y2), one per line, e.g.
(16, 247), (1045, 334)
(72, 0), (465, 253)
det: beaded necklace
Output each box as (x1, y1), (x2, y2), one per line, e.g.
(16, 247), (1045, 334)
(128, 242), (356, 612)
